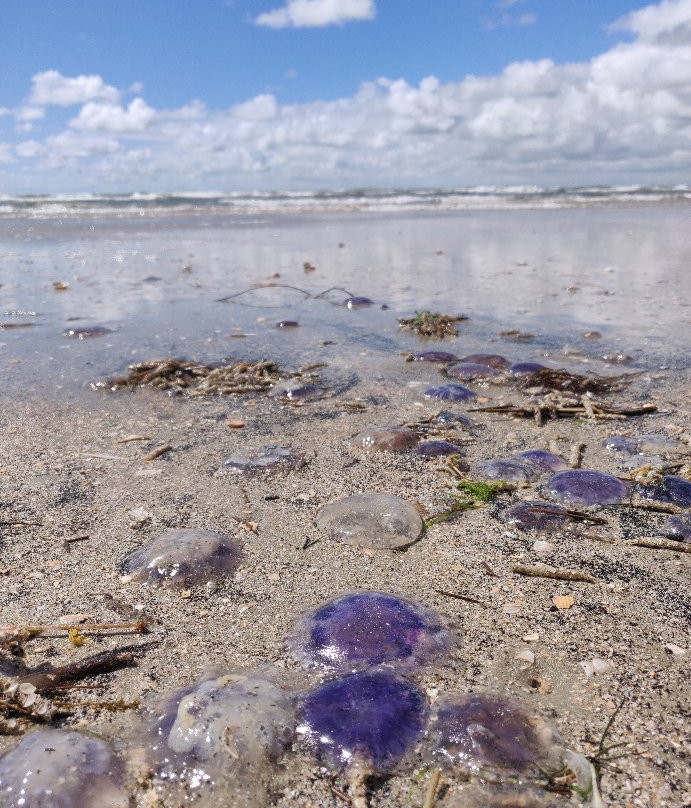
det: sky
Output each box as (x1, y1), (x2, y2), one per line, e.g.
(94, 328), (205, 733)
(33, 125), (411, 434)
(1, 0), (690, 193)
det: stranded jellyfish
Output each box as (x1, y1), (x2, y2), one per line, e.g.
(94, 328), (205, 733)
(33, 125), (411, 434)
(516, 450), (568, 473)
(150, 671), (294, 808)
(604, 434), (687, 455)
(344, 296), (374, 308)
(0, 729), (127, 808)
(416, 440), (466, 458)
(428, 694), (563, 778)
(269, 381), (323, 402)
(507, 362), (546, 376)
(638, 475), (691, 508)
(121, 528), (242, 588)
(545, 469), (628, 506)
(460, 354), (510, 370)
(410, 351), (459, 363)
(433, 411), (475, 429)
(298, 669), (427, 808)
(350, 426), (419, 452)
(62, 326), (113, 339)
(664, 514), (691, 542)
(503, 501), (571, 534)
(223, 445), (305, 475)
(424, 383), (477, 402)
(446, 362), (502, 381)
(316, 492), (423, 549)
(475, 458), (539, 485)
(288, 591), (452, 673)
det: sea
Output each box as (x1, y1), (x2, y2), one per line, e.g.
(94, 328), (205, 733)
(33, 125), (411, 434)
(1, 186), (690, 400)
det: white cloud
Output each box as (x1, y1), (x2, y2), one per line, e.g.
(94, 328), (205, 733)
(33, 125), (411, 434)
(28, 70), (120, 107)
(0, 143), (14, 164)
(4, 0), (691, 191)
(255, 0), (375, 29)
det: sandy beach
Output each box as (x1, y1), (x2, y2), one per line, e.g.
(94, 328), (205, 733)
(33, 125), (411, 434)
(1, 204), (690, 808)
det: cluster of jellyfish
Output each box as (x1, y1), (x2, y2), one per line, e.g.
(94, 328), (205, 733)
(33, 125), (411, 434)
(1, 580), (604, 807)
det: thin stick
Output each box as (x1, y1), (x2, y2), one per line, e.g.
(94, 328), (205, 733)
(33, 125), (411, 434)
(64, 534), (90, 544)
(116, 434), (152, 443)
(624, 537), (691, 553)
(18, 650), (137, 692)
(435, 589), (486, 608)
(482, 561), (500, 577)
(627, 498), (689, 515)
(422, 768), (442, 808)
(0, 520), (42, 526)
(1, 621), (148, 635)
(143, 443), (173, 461)
(512, 563), (598, 583)
(569, 442), (586, 469)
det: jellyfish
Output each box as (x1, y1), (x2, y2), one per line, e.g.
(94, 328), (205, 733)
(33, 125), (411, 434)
(416, 440), (466, 458)
(664, 514), (691, 542)
(503, 501), (571, 534)
(507, 362), (546, 376)
(350, 426), (419, 452)
(62, 326), (113, 339)
(424, 384), (478, 402)
(410, 351), (460, 363)
(638, 475), (691, 508)
(288, 591), (453, 673)
(459, 354), (510, 370)
(344, 296), (374, 308)
(149, 671), (295, 807)
(0, 729), (127, 808)
(545, 470), (629, 506)
(475, 458), (539, 485)
(316, 492), (423, 549)
(223, 445), (305, 474)
(121, 528), (242, 588)
(515, 450), (568, 473)
(298, 669), (427, 808)
(446, 363), (502, 381)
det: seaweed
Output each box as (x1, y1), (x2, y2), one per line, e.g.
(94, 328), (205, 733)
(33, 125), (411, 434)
(398, 311), (468, 339)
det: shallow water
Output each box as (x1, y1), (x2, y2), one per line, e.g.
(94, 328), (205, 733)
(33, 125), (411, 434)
(2, 204), (690, 400)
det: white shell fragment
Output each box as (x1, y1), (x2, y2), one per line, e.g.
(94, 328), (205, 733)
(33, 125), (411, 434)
(316, 492), (423, 549)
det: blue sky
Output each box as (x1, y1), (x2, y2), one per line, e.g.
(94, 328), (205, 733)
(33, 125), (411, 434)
(1, 0), (690, 192)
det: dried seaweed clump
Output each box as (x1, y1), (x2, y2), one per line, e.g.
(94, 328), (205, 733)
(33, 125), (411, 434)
(518, 367), (628, 395)
(398, 311), (468, 339)
(103, 358), (283, 396)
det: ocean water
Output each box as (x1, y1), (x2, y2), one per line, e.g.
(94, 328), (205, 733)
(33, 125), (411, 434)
(1, 188), (690, 400)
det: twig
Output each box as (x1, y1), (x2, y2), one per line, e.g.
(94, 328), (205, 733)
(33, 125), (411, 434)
(0, 520), (42, 527)
(1, 621), (148, 638)
(627, 497), (689, 515)
(63, 534), (90, 545)
(116, 434), (152, 443)
(435, 589), (486, 608)
(512, 564), (598, 583)
(143, 443), (173, 461)
(569, 442), (586, 469)
(482, 561), (500, 577)
(422, 768), (442, 808)
(526, 505), (607, 525)
(624, 537), (691, 553)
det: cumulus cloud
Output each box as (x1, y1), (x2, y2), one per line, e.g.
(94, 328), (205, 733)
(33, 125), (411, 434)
(255, 0), (375, 29)
(28, 70), (120, 107)
(5, 0), (691, 191)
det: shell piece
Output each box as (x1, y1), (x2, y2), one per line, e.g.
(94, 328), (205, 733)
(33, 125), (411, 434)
(150, 672), (295, 806)
(476, 458), (539, 485)
(223, 445), (304, 474)
(545, 469), (628, 506)
(664, 514), (691, 542)
(515, 450), (569, 473)
(503, 501), (571, 533)
(288, 591), (453, 673)
(459, 354), (510, 369)
(316, 492), (423, 549)
(639, 475), (691, 507)
(507, 362), (546, 375)
(411, 351), (459, 363)
(416, 440), (466, 458)
(428, 693), (562, 777)
(122, 528), (242, 588)
(446, 362), (502, 380)
(350, 426), (419, 452)
(424, 383), (478, 402)
(298, 669), (428, 772)
(0, 729), (127, 808)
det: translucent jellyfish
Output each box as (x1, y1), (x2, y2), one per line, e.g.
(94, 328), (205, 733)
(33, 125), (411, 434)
(428, 693), (563, 777)
(503, 501), (571, 533)
(476, 458), (539, 485)
(446, 362), (502, 380)
(424, 383), (478, 402)
(298, 669), (427, 808)
(545, 470), (629, 506)
(316, 492), (423, 549)
(288, 591), (453, 673)
(507, 362), (546, 376)
(410, 351), (459, 363)
(62, 326), (113, 339)
(349, 426), (419, 452)
(460, 354), (510, 369)
(416, 440), (466, 458)
(664, 514), (691, 542)
(223, 445), (305, 474)
(121, 528), (242, 588)
(344, 296), (374, 308)
(0, 729), (127, 808)
(515, 450), (568, 473)
(269, 381), (323, 401)
(150, 671), (295, 807)
(603, 435), (638, 453)
(638, 475), (691, 507)
(433, 411), (475, 429)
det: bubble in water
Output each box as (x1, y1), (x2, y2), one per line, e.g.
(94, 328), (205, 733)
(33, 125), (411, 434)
(0, 729), (127, 808)
(223, 445), (305, 475)
(122, 528), (242, 588)
(316, 492), (423, 549)
(150, 671), (295, 807)
(545, 469), (629, 506)
(475, 458), (539, 485)
(424, 383), (477, 402)
(288, 591), (453, 673)
(350, 426), (419, 452)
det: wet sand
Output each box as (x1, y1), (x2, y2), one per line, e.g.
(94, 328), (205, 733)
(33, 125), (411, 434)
(1, 206), (690, 807)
